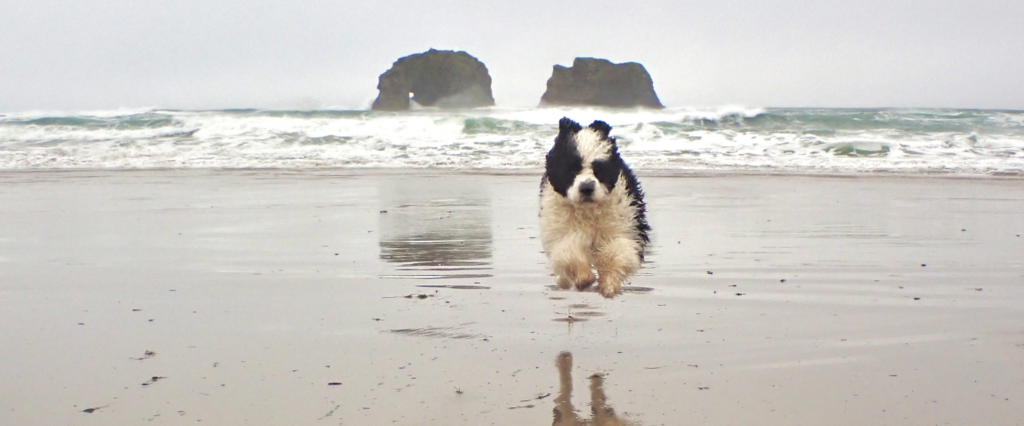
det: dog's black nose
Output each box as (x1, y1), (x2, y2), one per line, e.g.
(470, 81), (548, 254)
(579, 180), (596, 196)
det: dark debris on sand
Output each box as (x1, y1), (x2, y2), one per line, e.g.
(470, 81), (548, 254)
(81, 404), (109, 414)
(130, 350), (156, 361)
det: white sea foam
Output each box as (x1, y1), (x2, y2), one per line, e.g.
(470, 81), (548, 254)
(0, 107), (1022, 174)
(482, 105), (765, 126)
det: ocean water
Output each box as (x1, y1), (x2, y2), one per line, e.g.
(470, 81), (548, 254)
(1, 107), (1023, 175)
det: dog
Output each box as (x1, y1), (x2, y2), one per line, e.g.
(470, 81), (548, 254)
(539, 118), (650, 298)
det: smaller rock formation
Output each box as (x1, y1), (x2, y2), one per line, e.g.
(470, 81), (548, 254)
(540, 58), (663, 109)
(372, 49), (495, 111)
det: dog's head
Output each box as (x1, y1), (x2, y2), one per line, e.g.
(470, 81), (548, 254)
(545, 118), (624, 204)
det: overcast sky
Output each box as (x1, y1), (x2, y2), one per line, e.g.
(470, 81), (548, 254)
(2, 0), (1023, 111)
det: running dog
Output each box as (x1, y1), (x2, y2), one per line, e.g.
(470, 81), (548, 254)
(539, 118), (650, 298)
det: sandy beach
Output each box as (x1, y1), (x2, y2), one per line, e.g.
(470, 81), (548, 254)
(1, 169), (1022, 425)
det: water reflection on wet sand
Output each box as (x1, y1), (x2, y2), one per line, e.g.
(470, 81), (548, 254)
(553, 352), (637, 426)
(377, 178), (493, 280)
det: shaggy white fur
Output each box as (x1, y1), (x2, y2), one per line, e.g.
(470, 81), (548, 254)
(539, 120), (648, 298)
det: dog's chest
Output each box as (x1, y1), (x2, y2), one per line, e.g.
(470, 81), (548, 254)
(542, 186), (633, 240)
(566, 205), (618, 233)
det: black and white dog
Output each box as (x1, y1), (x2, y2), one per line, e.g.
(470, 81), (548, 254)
(539, 118), (650, 298)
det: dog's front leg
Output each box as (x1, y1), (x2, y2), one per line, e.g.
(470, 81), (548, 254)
(594, 237), (642, 298)
(548, 236), (596, 290)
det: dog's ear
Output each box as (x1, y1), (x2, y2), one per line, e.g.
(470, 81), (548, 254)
(588, 120), (612, 138)
(557, 117), (582, 140)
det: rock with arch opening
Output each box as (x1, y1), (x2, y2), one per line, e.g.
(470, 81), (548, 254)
(371, 49), (496, 111)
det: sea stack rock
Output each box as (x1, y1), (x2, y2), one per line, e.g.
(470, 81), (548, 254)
(371, 49), (496, 111)
(540, 58), (663, 108)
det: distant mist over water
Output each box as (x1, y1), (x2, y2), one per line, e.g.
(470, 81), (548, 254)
(1, 107), (1022, 175)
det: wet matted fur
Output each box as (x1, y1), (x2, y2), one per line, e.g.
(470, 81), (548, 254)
(539, 117), (650, 298)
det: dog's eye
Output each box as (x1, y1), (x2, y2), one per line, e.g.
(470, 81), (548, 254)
(591, 159), (620, 190)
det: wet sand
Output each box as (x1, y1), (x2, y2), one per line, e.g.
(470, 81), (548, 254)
(1, 169), (1023, 425)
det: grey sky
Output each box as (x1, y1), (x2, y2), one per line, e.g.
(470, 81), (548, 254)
(2, 0), (1022, 111)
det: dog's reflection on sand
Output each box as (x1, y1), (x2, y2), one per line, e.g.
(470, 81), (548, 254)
(553, 352), (637, 426)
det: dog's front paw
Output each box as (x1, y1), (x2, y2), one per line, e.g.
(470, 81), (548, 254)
(597, 281), (622, 298)
(556, 274), (574, 289)
(556, 267), (595, 291)
(575, 271), (596, 290)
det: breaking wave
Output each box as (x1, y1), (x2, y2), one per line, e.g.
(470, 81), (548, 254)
(1, 106), (1022, 175)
